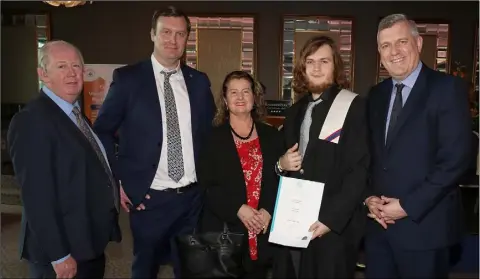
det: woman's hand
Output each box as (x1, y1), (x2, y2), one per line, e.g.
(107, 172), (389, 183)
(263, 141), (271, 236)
(237, 204), (264, 233)
(258, 208), (271, 234)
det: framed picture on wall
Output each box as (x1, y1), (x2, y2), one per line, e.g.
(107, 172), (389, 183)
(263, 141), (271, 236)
(183, 15), (256, 99)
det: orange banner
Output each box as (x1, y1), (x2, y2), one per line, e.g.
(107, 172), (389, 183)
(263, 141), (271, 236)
(83, 64), (124, 123)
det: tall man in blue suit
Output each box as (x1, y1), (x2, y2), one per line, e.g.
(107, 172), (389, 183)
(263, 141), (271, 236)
(365, 14), (471, 278)
(93, 6), (215, 279)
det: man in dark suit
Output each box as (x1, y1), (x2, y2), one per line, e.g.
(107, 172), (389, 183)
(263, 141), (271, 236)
(93, 6), (215, 279)
(272, 35), (370, 278)
(365, 14), (472, 278)
(7, 40), (121, 279)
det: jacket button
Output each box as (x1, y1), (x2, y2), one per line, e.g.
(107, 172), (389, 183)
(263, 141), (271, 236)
(157, 142), (161, 147)
(383, 167), (388, 171)
(152, 164), (156, 168)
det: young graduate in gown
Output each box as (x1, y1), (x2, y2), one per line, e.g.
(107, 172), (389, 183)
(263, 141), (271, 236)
(272, 35), (370, 278)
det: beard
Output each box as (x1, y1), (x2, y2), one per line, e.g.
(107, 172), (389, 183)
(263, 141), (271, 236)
(307, 79), (334, 95)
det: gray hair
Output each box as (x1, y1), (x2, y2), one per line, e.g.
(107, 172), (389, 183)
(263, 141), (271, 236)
(378, 14), (419, 38)
(38, 40), (84, 71)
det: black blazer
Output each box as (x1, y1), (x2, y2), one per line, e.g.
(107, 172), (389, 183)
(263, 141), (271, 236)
(93, 60), (215, 206)
(7, 92), (121, 264)
(367, 64), (472, 250)
(197, 121), (284, 262)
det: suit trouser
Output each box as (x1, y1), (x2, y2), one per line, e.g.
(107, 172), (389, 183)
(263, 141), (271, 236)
(28, 254), (105, 279)
(365, 228), (450, 279)
(129, 185), (202, 279)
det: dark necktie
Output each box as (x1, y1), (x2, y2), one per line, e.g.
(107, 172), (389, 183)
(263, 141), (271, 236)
(386, 83), (405, 143)
(161, 70), (185, 182)
(72, 107), (119, 212)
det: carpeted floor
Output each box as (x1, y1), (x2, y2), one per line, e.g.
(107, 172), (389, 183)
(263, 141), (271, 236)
(1, 212), (477, 279)
(1, 212), (174, 278)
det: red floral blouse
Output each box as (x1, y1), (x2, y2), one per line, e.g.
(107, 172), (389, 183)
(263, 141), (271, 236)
(235, 137), (263, 261)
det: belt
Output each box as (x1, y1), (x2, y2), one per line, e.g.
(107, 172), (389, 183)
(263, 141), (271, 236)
(161, 182), (198, 194)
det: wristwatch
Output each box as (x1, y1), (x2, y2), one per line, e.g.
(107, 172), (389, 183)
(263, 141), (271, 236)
(275, 160), (286, 176)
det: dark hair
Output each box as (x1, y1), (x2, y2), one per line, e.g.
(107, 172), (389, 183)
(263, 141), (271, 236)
(292, 35), (347, 97)
(260, 82), (266, 93)
(213, 71), (266, 126)
(151, 6), (191, 34)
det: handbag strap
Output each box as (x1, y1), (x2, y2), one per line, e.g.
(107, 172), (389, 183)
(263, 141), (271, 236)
(190, 202), (231, 235)
(191, 222), (230, 234)
(223, 222), (230, 233)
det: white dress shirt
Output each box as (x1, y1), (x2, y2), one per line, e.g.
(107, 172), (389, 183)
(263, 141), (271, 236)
(150, 54), (196, 190)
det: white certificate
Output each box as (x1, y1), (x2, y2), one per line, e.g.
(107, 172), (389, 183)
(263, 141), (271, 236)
(268, 176), (324, 248)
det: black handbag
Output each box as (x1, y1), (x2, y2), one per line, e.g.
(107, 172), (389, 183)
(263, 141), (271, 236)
(175, 223), (245, 278)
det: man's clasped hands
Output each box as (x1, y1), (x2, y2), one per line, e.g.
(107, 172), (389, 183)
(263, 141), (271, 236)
(365, 195), (408, 229)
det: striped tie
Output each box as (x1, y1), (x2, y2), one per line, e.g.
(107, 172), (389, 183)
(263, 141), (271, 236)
(72, 107), (119, 212)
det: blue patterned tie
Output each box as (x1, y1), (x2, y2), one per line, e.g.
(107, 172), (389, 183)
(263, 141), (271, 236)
(72, 107), (119, 212)
(161, 70), (184, 182)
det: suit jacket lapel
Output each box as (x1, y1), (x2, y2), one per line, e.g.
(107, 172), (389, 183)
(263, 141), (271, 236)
(181, 65), (199, 138)
(38, 93), (98, 158)
(220, 123), (248, 200)
(142, 59), (162, 112)
(386, 66), (429, 149)
(376, 81), (392, 149)
(139, 60), (164, 144)
(284, 97), (308, 148)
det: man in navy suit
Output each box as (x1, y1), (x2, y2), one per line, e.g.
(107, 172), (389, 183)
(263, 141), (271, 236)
(8, 40), (121, 279)
(365, 14), (471, 278)
(93, 6), (215, 279)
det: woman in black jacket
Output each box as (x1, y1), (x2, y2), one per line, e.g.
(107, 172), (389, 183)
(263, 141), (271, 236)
(198, 71), (284, 278)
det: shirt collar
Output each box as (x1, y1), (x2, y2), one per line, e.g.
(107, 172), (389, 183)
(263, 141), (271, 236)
(42, 86), (80, 116)
(392, 61), (423, 89)
(307, 83), (338, 103)
(151, 54), (181, 76)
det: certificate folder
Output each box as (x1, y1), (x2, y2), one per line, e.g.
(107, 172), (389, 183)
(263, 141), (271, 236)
(269, 176), (325, 248)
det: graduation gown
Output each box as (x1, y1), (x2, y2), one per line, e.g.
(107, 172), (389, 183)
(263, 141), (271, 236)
(272, 85), (370, 278)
